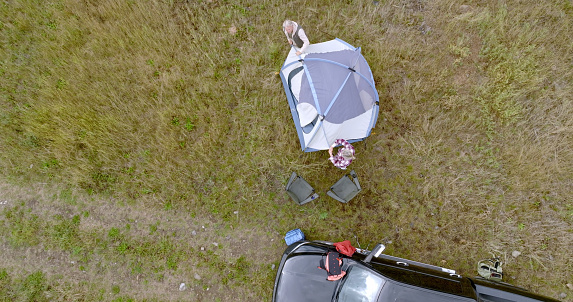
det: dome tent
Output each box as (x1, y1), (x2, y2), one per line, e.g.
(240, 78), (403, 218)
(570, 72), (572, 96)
(280, 38), (379, 152)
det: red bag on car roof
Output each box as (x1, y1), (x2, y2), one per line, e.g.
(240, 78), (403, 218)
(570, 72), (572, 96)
(334, 240), (356, 257)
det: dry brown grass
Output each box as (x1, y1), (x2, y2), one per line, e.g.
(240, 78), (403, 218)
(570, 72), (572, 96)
(0, 0), (572, 301)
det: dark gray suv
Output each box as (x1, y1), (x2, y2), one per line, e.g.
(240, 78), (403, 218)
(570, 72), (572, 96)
(272, 241), (559, 302)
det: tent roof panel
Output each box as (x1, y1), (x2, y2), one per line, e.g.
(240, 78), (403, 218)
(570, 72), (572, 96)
(280, 39), (379, 152)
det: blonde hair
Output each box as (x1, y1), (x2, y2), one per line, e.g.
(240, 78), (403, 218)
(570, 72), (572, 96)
(341, 148), (355, 160)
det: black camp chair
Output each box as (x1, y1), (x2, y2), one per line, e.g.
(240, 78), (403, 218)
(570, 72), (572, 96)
(285, 172), (319, 205)
(327, 170), (361, 203)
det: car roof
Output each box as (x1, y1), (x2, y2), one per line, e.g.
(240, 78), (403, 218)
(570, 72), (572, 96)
(377, 278), (476, 302)
(278, 242), (559, 302)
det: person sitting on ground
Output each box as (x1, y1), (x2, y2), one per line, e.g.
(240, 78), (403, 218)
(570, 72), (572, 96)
(283, 20), (310, 56)
(328, 139), (355, 170)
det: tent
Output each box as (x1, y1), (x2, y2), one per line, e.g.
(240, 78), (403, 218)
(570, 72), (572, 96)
(280, 38), (379, 152)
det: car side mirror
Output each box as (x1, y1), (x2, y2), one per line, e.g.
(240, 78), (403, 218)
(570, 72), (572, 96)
(363, 244), (385, 263)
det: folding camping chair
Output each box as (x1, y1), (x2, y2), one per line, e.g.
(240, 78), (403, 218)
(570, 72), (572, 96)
(327, 170), (361, 203)
(285, 172), (319, 205)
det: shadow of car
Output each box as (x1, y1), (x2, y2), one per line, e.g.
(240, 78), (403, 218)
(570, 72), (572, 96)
(272, 241), (560, 302)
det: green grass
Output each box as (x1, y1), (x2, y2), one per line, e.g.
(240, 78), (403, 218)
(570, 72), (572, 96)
(1, 0), (572, 301)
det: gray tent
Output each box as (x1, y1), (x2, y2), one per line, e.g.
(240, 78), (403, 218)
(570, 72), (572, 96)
(280, 38), (379, 152)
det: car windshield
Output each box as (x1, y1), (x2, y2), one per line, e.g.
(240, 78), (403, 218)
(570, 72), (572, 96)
(336, 266), (386, 302)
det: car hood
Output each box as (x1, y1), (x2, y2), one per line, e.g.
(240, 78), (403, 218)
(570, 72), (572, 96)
(275, 254), (339, 302)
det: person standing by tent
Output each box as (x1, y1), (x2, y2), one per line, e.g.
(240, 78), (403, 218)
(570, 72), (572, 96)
(283, 20), (310, 56)
(328, 139), (356, 170)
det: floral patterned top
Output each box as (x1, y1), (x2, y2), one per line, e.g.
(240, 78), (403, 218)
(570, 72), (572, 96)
(329, 139), (355, 169)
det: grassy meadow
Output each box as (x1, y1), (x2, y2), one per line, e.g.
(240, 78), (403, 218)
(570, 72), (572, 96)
(1, 0), (572, 301)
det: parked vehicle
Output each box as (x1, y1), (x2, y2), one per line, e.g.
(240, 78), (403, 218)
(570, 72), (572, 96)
(272, 241), (559, 302)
